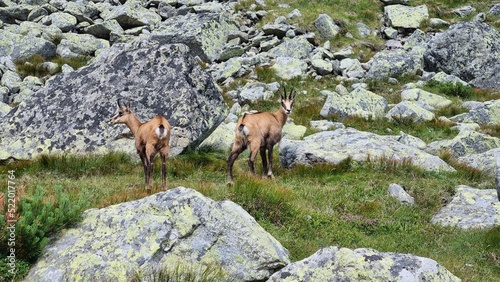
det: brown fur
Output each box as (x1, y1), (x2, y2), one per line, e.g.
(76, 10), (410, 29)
(110, 101), (171, 191)
(227, 88), (295, 184)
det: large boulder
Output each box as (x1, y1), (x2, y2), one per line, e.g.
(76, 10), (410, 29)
(424, 21), (500, 90)
(268, 246), (460, 281)
(0, 40), (228, 160)
(151, 12), (239, 62)
(25, 187), (291, 281)
(279, 128), (455, 172)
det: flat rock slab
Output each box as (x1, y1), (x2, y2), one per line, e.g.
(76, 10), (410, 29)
(25, 187), (290, 282)
(431, 185), (500, 229)
(279, 128), (455, 173)
(268, 246), (460, 281)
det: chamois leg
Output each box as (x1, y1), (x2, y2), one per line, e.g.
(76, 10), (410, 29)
(260, 147), (268, 178)
(248, 143), (260, 176)
(267, 145), (275, 179)
(139, 153), (148, 186)
(227, 142), (246, 184)
(161, 152), (167, 190)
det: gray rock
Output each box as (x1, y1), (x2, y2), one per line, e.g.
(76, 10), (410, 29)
(386, 101), (435, 123)
(431, 185), (500, 229)
(429, 71), (468, 86)
(279, 128), (455, 172)
(320, 87), (388, 119)
(262, 23), (290, 38)
(232, 81), (275, 103)
(489, 3), (500, 16)
(212, 58), (243, 83)
(384, 4), (429, 29)
(152, 12), (238, 62)
(0, 29), (57, 61)
(0, 101), (11, 116)
(356, 22), (371, 38)
(268, 246), (460, 281)
(366, 49), (423, 79)
(25, 187), (290, 282)
(310, 120), (345, 131)
(400, 88), (452, 110)
(268, 36), (314, 60)
(497, 157), (500, 201)
(0, 4), (31, 24)
(449, 99), (500, 126)
(339, 58), (365, 79)
(397, 131), (427, 150)
(452, 5), (476, 18)
(100, 0), (161, 29)
(57, 33), (110, 58)
(271, 57), (307, 80)
(83, 20), (124, 40)
(0, 40), (228, 160)
(429, 18), (450, 28)
(424, 21), (500, 90)
(47, 12), (78, 32)
(426, 130), (500, 158)
(198, 121), (235, 152)
(457, 148), (500, 177)
(314, 14), (340, 40)
(311, 58), (333, 75)
(388, 183), (415, 205)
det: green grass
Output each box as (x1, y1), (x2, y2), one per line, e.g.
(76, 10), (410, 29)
(0, 151), (498, 281)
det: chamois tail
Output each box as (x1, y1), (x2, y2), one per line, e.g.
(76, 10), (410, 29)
(156, 125), (167, 139)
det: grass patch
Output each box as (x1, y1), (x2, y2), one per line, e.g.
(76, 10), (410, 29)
(0, 150), (498, 281)
(15, 55), (89, 79)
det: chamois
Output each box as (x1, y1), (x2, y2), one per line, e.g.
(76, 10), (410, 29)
(109, 100), (171, 191)
(227, 87), (296, 184)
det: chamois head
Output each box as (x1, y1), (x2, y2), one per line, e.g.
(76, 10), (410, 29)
(109, 100), (133, 124)
(280, 86), (295, 115)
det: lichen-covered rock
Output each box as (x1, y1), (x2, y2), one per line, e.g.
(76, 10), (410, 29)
(386, 101), (435, 123)
(426, 130), (500, 158)
(314, 14), (340, 40)
(0, 29), (57, 61)
(400, 88), (452, 110)
(151, 12), (239, 62)
(450, 99), (500, 126)
(271, 57), (308, 80)
(456, 148), (500, 176)
(56, 33), (110, 58)
(0, 40), (228, 160)
(25, 187), (290, 282)
(267, 246), (460, 282)
(366, 49), (423, 79)
(431, 185), (500, 229)
(100, 0), (162, 29)
(267, 36), (314, 60)
(320, 88), (388, 119)
(384, 4), (429, 29)
(198, 121), (235, 152)
(279, 128), (455, 173)
(424, 21), (500, 90)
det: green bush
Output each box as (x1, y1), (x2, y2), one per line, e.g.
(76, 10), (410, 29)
(0, 186), (90, 263)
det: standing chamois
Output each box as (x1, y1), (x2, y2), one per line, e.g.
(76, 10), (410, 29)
(109, 100), (171, 191)
(227, 86), (296, 184)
